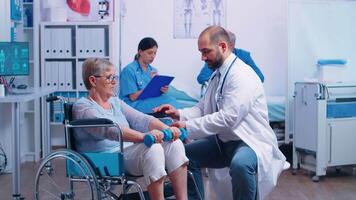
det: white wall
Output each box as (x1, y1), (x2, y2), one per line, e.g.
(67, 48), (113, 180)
(120, 0), (288, 98)
(0, 1), (11, 41)
(226, 0), (288, 96)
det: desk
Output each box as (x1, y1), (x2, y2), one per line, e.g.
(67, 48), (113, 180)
(0, 87), (56, 199)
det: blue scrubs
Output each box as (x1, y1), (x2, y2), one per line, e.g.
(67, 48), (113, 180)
(196, 48), (265, 84)
(119, 60), (182, 113)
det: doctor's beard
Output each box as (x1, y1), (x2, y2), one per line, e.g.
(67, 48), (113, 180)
(207, 54), (224, 70)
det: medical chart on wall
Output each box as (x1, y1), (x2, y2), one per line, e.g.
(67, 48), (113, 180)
(174, 0), (226, 38)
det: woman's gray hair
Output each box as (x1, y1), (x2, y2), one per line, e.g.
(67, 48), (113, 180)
(82, 58), (114, 90)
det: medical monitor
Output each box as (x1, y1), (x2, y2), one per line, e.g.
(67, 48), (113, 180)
(0, 42), (30, 76)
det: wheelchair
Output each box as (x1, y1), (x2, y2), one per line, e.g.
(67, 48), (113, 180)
(34, 96), (145, 200)
(34, 96), (203, 200)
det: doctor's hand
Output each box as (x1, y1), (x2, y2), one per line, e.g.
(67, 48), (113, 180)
(171, 121), (186, 129)
(168, 126), (181, 141)
(160, 85), (169, 93)
(153, 104), (180, 120)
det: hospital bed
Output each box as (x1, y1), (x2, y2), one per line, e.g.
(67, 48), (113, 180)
(168, 86), (199, 108)
(292, 82), (356, 181)
(267, 96), (287, 145)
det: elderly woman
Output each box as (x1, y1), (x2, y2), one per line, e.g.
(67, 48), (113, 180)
(119, 37), (197, 113)
(73, 58), (189, 200)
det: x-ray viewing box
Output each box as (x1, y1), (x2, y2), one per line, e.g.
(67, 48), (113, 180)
(293, 82), (356, 181)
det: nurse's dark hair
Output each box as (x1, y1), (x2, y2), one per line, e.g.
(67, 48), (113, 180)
(82, 58), (114, 90)
(134, 37), (158, 60)
(200, 26), (230, 50)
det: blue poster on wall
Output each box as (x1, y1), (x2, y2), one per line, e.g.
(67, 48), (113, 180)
(11, 0), (22, 21)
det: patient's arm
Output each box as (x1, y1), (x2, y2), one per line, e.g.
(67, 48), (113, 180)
(148, 118), (169, 131)
(73, 104), (126, 141)
(120, 100), (155, 132)
(72, 99), (139, 140)
(74, 102), (149, 143)
(121, 127), (145, 143)
(121, 100), (171, 132)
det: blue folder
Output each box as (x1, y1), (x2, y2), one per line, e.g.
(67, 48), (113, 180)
(138, 75), (174, 100)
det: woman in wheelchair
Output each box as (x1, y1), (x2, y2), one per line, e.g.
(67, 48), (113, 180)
(73, 58), (189, 200)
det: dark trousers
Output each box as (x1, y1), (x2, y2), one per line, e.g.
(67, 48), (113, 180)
(185, 136), (257, 200)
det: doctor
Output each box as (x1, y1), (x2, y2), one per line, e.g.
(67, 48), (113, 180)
(154, 26), (287, 200)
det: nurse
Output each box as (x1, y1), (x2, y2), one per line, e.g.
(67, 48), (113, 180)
(119, 37), (183, 113)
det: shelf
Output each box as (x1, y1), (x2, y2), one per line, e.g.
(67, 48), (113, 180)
(23, 2), (33, 5)
(24, 110), (35, 115)
(44, 57), (77, 60)
(50, 122), (64, 126)
(78, 56), (110, 60)
(13, 20), (23, 24)
(23, 27), (33, 30)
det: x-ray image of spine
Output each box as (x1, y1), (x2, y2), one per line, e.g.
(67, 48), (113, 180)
(174, 0), (226, 38)
(213, 0), (222, 25)
(184, 0), (193, 37)
(200, 0), (207, 10)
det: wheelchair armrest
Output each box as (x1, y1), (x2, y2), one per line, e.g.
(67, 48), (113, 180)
(69, 118), (115, 126)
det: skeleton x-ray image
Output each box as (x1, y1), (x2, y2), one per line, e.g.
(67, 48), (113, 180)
(174, 0), (226, 39)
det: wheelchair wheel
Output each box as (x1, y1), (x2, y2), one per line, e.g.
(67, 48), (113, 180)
(34, 149), (101, 200)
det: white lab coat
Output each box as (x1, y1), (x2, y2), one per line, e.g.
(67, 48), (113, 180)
(180, 54), (287, 199)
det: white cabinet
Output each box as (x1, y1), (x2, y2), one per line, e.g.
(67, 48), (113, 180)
(327, 119), (356, 166)
(293, 82), (356, 181)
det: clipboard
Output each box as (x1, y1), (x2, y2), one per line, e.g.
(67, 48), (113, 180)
(138, 75), (174, 100)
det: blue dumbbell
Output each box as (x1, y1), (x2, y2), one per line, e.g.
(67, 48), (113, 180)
(161, 128), (188, 141)
(144, 129), (172, 147)
(163, 128), (188, 141)
(161, 129), (174, 141)
(178, 128), (188, 141)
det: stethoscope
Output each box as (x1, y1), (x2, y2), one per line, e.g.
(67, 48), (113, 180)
(210, 56), (238, 110)
(135, 60), (155, 89)
(209, 56), (238, 150)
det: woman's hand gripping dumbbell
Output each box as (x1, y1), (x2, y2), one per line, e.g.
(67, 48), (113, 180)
(144, 127), (188, 147)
